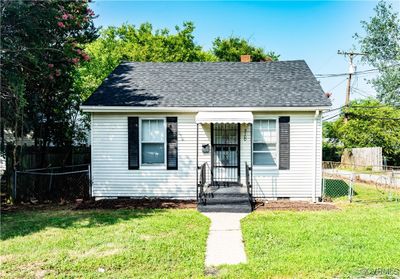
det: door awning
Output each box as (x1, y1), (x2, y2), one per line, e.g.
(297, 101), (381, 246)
(195, 111), (253, 124)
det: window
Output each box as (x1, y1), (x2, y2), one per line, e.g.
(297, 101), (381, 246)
(141, 119), (165, 165)
(253, 119), (278, 166)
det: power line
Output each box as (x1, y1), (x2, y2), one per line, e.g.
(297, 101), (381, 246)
(345, 114), (400, 121)
(322, 112), (342, 121)
(315, 68), (378, 78)
(315, 53), (337, 72)
(323, 112), (400, 122)
(351, 87), (376, 97)
(315, 63), (400, 79)
(327, 78), (348, 92)
(323, 104), (400, 121)
(351, 87), (373, 98)
(323, 105), (346, 113)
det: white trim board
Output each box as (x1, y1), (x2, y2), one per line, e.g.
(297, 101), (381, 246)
(81, 106), (331, 113)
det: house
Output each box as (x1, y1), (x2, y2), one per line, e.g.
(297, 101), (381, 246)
(81, 57), (331, 203)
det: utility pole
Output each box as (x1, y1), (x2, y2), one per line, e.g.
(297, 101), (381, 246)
(337, 51), (368, 105)
(337, 51), (368, 121)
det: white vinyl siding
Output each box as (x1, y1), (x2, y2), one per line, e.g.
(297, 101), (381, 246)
(91, 113), (197, 199)
(90, 111), (322, 200)
(250, 112), (322, 199)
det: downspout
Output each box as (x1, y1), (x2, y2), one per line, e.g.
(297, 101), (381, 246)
(312, 110), (320, 202)
(250, 123), (253, 198)
(90, 113), (94, 198)
(196, 123), (199, 201)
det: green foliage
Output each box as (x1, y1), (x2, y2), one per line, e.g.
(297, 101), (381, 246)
(75, 23), (279, 101)
(328, 99), (400, 164)
(212, 36), (279, 62)
(323, 121), (339, 142)
(74, 22), (216, 101)
(322, 141), (343, 162)
(322, 120), (343, 161)
(1, 0), (98, 153)
(355, 0), (400, 105)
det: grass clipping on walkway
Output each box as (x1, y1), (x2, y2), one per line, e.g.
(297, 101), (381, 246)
(1, 209), (210, 278)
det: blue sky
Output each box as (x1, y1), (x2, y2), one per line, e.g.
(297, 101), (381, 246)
(90, 1), (400, 110)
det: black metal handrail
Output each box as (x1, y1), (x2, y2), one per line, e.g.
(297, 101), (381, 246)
(245, 162), (254, 209)
(197, 162), (211, 205)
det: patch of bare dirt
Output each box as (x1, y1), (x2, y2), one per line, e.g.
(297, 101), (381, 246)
(18, 261), (47, 279)
(1, 198), (197, 212)
(0, 254), (15, 263)
(70, 246), (123, 259)
(1, 202), (75, 213)
(204, 266), (220, 277)
(74, 198), (197, 210)
(254, 200), (338, 211)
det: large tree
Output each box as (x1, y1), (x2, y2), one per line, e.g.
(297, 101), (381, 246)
(74, 22), (216, 102)
(354, 1), (400, 105)
(328, 99), (400, 164)
(212, 36), (279, 62)
(1, 0), (98, 167)
(75, 23), (280, 102)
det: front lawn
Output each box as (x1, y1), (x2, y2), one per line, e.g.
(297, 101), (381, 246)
(217, 185), (400, 278)
(2, 184), (399, 278)
(1, 209), (209, 278)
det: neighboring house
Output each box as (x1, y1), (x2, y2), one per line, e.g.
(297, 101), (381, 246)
(81, 58), (331, 202)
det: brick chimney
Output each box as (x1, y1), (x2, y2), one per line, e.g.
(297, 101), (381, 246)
(240, 55), (251, 63)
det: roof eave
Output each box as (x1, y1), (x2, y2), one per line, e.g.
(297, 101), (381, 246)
(80, 105), (332, 113)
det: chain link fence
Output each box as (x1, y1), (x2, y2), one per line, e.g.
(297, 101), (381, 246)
(322, 161), (400, 203)
(13, 164), (91, 203)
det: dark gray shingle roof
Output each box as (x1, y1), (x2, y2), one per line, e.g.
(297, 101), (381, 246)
(83, 60), (331, 107)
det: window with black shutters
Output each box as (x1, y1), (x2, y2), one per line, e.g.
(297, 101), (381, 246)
(129, 117), (178, 170)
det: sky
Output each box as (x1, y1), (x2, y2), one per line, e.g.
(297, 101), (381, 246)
(89, 0), (400, 112)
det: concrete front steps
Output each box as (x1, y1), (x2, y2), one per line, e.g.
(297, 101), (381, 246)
(197, 185), (252, 213)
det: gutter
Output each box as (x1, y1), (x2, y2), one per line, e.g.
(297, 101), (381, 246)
(80, 105), (332, 113)
(312, 110), (320, 202)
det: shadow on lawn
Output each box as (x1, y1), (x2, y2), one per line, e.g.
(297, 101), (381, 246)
(1, 208), (164, 241)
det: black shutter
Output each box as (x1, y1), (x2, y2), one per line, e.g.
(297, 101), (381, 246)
(167, 117), (178, 170)
(128, 117), (139, 169)
(279, 116), (290, 170)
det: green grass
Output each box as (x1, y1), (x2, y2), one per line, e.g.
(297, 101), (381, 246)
(2, 184), (399, 278)
(1, 209), (210, 278)
(216, 185), (400, 278)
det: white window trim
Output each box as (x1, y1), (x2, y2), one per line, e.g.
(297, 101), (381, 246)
(252, 117), (279, 169)
(139, 118), (167, 169)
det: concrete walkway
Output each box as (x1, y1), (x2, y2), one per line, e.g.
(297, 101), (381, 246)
(202, 212), (248, 266)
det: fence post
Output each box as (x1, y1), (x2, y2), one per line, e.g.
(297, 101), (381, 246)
(349, 173), (354, 203)
(88, 164), (92, 197)
(12, 170), (17, 201)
